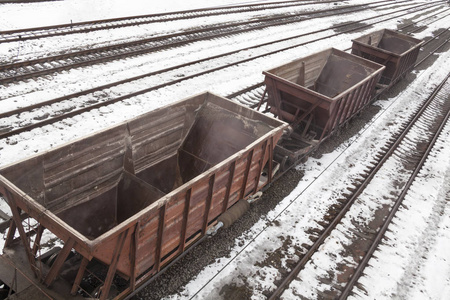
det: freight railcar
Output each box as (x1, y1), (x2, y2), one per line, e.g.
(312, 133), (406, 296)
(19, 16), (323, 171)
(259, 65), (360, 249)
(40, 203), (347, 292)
(262, 48), (385, 166)
(351, 29), (424, 86)
(0, 92), (287, 299)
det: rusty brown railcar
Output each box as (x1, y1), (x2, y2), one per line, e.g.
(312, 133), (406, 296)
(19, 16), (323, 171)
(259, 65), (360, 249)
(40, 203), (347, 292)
(351, 29), (423, 86)
(0, 92), (287, 299)
(262, 48), (385, 164)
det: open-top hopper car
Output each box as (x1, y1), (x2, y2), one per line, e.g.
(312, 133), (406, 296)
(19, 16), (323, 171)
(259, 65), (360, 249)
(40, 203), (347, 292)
(0, 92), (287, 299)
(262, 48), (385, 166)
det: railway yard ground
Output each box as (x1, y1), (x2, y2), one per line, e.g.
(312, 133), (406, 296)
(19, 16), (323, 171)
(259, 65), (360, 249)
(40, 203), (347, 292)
(0, 0), (449, 299)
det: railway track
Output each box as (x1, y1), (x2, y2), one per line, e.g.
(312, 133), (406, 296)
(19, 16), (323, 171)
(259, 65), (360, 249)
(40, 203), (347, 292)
(0, 0), (448, 214)
(1, 1), (448, 141)
(165, 39), (450, 300)
(127, 16), (450, 300)
(269, 72), (450, 300)
(0, 0), (342, 43)
(0, 0), (422, 84)
(0, 2), (449, 299)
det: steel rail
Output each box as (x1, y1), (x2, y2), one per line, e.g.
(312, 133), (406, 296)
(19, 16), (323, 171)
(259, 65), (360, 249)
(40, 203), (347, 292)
(0, 1), (444, 142)
(267, 50), (450, 300)
(0, 0), (428, 99)
(338, 73), (450, 299)
(0, 0), (425, 84)
(0, 0), (343, 43)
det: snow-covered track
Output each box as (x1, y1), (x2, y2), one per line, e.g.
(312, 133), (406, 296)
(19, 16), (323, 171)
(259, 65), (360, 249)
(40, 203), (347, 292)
(340, 76), (450, 298)
(0, 0), (436, 84)
(271, 72), (450, 300)
(1, 3), (447, 142)
(0, 0), (343, 43)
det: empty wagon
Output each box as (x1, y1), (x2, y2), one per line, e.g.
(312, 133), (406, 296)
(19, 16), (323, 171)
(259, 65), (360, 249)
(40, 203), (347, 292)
(0, 92), (287, 299)
(351, 29), (423, 86)
(262, 48), (384, 165)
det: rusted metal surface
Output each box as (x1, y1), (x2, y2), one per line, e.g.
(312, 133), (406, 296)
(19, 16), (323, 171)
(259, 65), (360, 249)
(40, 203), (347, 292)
(262, 48), (384, 165)
(0, 92), (287, 299)
(351, 29), (423, 86)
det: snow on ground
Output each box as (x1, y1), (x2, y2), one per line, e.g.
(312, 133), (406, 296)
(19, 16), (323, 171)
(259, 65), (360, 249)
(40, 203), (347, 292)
(0, 0), (449, 298)
(0, 0), (399, 107)
(350, 116), (450, 299)
(164, 42), (450, 300)
(0, 0), (397, 104)
(0, 1), (362, 62)
(1, 0), (446, 167)
(0, 0), (289, 29)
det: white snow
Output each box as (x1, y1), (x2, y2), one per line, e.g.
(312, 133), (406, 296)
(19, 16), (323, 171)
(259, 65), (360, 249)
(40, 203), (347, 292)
(0, 0), (289, 29)
(169, 50), (450, 299)
(0, 0), (449, 299)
